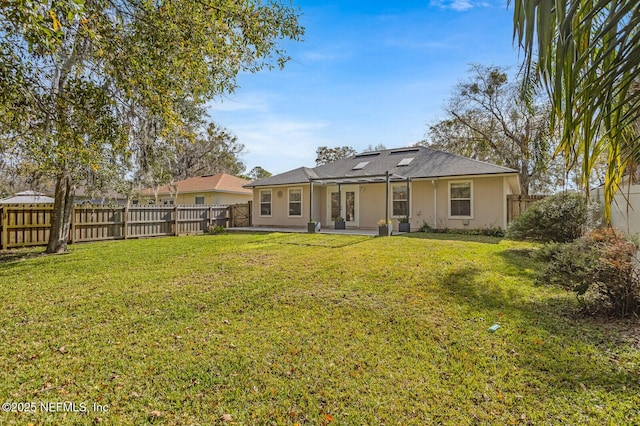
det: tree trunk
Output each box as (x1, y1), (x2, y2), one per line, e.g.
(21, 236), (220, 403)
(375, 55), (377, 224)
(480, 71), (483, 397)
(46, 172), (76, 254)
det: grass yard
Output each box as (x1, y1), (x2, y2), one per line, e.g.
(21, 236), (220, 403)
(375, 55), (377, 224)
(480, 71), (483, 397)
(0, 232), (638, 425)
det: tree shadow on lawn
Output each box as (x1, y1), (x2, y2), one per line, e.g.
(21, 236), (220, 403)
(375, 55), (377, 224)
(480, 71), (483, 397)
(0, 249), (50, 270)
(271, 234), (373, 249)
(399, 232), (503, 245)
(440, 265), (640, 393)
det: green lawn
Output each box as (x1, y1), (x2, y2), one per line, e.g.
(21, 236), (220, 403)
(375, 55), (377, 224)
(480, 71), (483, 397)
(0, 233), (638, 424)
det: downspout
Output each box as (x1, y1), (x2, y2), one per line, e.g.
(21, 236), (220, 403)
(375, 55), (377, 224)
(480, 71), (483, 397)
(309, 179), (314, 222)
(385, 171), (390, 225)
(503, 176), (508, 230)
(432, 179), (437, 229)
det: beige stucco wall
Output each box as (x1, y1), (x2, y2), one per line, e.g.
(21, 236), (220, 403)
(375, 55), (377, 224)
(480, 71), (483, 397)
(251, 175), (515, 231)
(155, 191), (251, 205)
(251, 185), (314, 228)
(178, 191), (251, 205)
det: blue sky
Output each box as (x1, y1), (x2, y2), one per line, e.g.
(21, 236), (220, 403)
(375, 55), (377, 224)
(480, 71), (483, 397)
(208, 0), (523, 175)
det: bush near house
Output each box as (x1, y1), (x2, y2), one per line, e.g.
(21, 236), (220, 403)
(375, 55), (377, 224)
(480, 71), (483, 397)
(537, 228), (640, 317)
(506, 192), (595, 243)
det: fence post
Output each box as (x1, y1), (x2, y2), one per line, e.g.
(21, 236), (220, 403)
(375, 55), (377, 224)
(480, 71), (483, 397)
(123, 205), (129, 239)
(1, 206), (7, 250)
(209, 206), (213, 230)
(174, 205), (179, 236)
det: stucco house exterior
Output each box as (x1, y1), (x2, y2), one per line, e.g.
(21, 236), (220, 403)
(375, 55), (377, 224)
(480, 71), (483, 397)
(140, 174), (253, 205)
(244, 147), (520, 232)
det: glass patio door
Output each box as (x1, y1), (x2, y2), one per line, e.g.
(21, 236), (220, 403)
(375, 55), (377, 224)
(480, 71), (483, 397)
(328, 185), (359, 227)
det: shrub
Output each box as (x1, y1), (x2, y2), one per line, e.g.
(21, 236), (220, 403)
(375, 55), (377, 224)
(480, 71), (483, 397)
(537, 229), (640, 317)
(417, 221), (505, 237)
(507, 192), (589, 243)
(208, 224), (226, 235)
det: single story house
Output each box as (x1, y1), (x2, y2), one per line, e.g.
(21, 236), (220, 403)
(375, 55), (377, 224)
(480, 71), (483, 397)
(140, 173), (253, 205)
(244, 146), (520, 232)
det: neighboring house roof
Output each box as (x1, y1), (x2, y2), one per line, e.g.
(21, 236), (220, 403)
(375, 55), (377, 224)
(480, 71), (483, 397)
(142, 174), (253, 196)
(0, 191), (55, 204)
(245, 146), (518, 188)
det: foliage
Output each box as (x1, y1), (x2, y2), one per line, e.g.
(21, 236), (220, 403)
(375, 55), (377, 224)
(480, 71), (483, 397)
(420, 64), (555, 195)
(418, 221), (505, 238)
(207, 224), (226, 235)
(169, 122), (245, 182)
(537, 229), (640, 317)
(512, 0), (640, 219)
(0, 0), (303, 253)
(243, 166), (272, 181)
(506, 193), (589, 243)
(315, 146), (357, 166)
(335, 216), (345, 222)
(398, 216), (409, 223)
(365, 143), (387, 151)
(1, 234), (639, 423)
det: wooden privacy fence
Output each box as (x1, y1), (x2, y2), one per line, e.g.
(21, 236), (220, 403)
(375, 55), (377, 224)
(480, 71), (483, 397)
(507, 194), (547, 223)
(0, 202), (252, 250)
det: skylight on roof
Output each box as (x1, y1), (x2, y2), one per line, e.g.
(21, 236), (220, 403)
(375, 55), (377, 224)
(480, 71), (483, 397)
(390, 148), (419, 155)
(352, 161), (369, 170)
(354, 152), (381, 158)
(397, 157), (414, 166)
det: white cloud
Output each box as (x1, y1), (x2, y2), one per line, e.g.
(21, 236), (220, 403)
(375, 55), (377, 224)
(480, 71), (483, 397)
(451, 0), (473, 11)
(430, 0), (491, 11)
(232, 118), (333, 174)
(208, 93), (270, 112)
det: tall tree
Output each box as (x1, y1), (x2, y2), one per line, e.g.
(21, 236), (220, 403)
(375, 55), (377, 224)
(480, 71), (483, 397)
(365, 143), (387, 151)
(512, 0), (640, 218)
(421, 64), (553, 195)
(0, 0), (303, 253)
(245, 166), (272, 181)
(316, 146), (357, 166)
(167, 122), (245, 182)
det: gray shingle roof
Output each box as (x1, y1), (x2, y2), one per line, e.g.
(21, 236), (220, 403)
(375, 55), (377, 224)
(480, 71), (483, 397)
(245, 147), (517, 187)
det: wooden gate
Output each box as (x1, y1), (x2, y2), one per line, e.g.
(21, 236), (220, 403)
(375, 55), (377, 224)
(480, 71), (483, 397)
(228, 202), (251, 227)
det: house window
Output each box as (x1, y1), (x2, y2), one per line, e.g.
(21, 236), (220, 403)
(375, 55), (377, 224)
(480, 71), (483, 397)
(162, 199), (174, 205)
(392, 184), (408, 217)
(195, 196), (205, 205)
(449, 182), (472, 218)
(288, 188), (302, 217)
(260, 190), (272, 217)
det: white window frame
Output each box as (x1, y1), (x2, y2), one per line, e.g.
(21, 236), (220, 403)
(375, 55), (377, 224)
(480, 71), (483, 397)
(448, 181), (473, 219)
(287, 187), (303, 217)
(194, 196), (205, 205)
(259, 189), (272, 217)
(391, 182), (411, 218)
